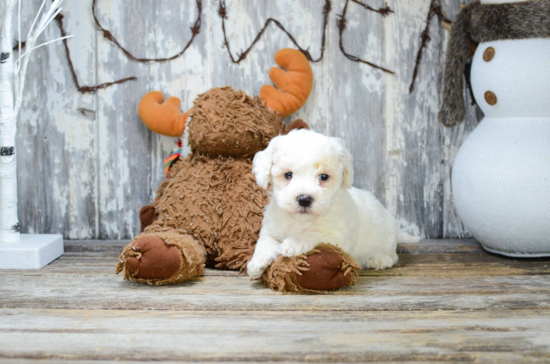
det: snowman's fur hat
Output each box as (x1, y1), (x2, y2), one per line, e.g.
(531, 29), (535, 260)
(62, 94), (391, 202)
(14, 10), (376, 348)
(439, 0), (550, 127)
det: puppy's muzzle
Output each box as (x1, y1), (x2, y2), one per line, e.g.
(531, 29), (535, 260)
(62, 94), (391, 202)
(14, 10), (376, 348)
(297, 195), (314, 208)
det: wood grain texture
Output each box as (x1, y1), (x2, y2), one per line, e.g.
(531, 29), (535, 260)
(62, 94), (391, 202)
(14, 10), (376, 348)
(15, 0), (480, 239)
(0, 240), (549, 313)
(1, 309), (550, 362)
(16, 0), (99, 239)
(1, 239), (550, 362)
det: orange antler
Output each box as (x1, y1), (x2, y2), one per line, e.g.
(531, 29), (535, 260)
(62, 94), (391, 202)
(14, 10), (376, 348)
(260, 49), (314, 118)
(138, 91), (189, 137)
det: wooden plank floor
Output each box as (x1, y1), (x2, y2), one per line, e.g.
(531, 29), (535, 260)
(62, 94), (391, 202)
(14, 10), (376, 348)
(0, 239), (549, 363)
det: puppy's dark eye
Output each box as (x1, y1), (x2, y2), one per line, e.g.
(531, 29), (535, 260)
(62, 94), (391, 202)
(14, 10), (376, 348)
(320, 174), (329, 181)
(285, 172), (293, 180)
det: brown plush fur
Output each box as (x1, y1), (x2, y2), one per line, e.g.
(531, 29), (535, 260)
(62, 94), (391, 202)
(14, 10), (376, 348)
(188, 87), (282, 158)
(147, 154), (268, 270)
(260, 244), (360, 294)
(118, 87), (281, 283)
(439, 0), (550, 127)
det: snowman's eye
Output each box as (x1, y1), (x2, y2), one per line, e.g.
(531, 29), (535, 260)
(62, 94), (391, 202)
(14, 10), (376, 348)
(285, 172), (293, 180)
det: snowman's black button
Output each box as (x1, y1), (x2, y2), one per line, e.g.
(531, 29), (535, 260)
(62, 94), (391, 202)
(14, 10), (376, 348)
(485, 91), (497, 105)
(483, 47), (495, 62)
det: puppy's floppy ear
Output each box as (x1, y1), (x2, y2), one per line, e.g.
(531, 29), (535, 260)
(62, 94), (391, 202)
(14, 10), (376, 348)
(331, 137), (354, 189)
(253, 136), (279, 189)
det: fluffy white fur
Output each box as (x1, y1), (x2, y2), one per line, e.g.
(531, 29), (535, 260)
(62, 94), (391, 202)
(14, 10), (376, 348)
(247, 129), (420, 279)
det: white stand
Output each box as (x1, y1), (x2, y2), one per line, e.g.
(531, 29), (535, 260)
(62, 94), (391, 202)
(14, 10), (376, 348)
(0, 234), (63, 269)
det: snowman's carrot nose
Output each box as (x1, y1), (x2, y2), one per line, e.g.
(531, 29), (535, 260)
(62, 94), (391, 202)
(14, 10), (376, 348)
(260, 49), (314, 118)
(138, 91), (189, 137)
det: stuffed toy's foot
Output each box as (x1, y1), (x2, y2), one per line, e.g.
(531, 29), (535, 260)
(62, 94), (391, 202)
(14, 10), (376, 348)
(260, 243), (360, 294)
(139, 205), (158, 232)
(116, 231), (206, 285)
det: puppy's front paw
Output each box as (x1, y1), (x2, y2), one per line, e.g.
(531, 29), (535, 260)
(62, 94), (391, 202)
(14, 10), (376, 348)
(247, 257), (271, 279)
(366, 253), (397, 270)
(280, 238), (313, 258)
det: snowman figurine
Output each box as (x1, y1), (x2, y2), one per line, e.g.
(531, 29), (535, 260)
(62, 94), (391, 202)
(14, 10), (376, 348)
(439, 0), (550, 256)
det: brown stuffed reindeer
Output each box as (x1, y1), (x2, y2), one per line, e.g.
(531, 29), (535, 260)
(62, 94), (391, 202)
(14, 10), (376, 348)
(116, 49), (359, 292)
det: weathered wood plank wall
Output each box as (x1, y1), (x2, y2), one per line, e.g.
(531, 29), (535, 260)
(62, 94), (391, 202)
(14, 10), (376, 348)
(15, 0), (480, 240)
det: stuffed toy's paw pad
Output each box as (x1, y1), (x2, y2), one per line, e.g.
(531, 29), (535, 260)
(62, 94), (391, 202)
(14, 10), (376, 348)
(125, 236), (181, 280)
(260, 243), (360, 294)
(296, 247), (354, 291)
(116, 232), (207, 285)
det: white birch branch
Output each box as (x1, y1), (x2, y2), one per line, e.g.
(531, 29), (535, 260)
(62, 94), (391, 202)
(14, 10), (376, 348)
(0, 0), (70, 243)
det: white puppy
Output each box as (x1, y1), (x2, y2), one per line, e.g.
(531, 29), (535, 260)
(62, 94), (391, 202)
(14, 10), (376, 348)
(247, 129), (420, 279)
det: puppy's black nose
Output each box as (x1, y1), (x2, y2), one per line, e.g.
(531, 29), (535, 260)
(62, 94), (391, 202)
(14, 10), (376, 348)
(297, 195), (313, 207)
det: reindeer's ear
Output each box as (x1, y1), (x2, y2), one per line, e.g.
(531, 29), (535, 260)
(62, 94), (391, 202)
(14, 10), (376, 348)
(260, 49), (314, 118)
(283, 119), (309, 135)
(252, 136), (280, 189)
(330, 137), (354, 189)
